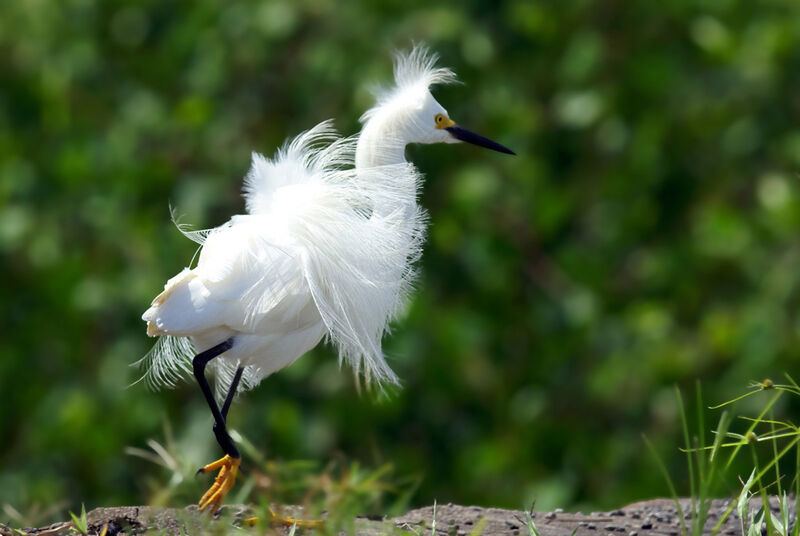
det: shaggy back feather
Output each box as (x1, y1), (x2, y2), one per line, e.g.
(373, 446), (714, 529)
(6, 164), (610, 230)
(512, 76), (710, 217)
(138, 119), (426, 393)
(242, 121), (426, 386)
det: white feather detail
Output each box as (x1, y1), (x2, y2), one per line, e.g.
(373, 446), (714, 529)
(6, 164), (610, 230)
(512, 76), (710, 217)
(131, 334), (262, 401)
(211, 358), (262, 400)
(170, 205), (213, 246)
(360, 44), (458, 124)
(295, 162), (426, 386)
(131, 335), (195, 391)
(241, 121), (426, 385)
(140, 119), (426, 391)
(243, 120), (353, 216)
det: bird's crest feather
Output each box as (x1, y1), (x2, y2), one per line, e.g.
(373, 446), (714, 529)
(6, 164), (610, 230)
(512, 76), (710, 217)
(360, 45), (458, 123)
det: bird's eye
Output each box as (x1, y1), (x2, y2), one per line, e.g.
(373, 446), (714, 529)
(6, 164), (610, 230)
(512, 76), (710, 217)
(434, 113), (453, 129)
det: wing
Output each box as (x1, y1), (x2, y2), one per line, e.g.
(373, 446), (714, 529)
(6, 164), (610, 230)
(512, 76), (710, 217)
(138, 220), (310, 394)
(143, 220), (308, 337)
(142, 121), (346, 351)
(142, 120), (426, 390)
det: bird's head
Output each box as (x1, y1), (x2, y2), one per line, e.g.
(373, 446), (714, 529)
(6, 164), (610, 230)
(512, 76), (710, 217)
(360, 46), (515, 155)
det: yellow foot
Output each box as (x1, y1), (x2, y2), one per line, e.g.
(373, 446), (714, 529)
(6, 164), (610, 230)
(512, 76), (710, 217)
(197, 454), (241, 515)
(269, 509), (324, 529)
(242, 511), (323, 529)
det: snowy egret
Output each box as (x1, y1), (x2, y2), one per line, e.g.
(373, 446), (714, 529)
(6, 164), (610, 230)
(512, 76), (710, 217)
(140, 46), (513, 515)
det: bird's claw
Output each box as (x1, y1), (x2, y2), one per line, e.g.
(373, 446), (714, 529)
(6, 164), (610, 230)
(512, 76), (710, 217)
(243, 510), (323, 529)
(197, 454), (240, 515)
(269, 508), (324, 529)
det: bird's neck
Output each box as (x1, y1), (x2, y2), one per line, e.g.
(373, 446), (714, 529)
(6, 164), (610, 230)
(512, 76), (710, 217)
(353, 112), (420, 221)
(355, 114), (410, 168)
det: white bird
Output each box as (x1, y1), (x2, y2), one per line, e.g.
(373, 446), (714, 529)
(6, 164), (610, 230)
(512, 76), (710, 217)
(140, 45), (514, 516)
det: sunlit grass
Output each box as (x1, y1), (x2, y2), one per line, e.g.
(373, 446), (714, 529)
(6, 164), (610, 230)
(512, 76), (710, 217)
(116, 375), (800, 535)
(68, 503), (88, 535)
(121, 421), (419, 534)
(647, 374), (800, 536)
(5, 377), (799, 536)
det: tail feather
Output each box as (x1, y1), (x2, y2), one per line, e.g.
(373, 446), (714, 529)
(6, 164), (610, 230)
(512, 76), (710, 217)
(131, 335), (195, 391)
(132, 335), (262, 402)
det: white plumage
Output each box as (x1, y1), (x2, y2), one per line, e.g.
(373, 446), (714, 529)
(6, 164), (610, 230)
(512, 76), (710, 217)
(139, 45), (512, 397)
(140, 122), (424, 392)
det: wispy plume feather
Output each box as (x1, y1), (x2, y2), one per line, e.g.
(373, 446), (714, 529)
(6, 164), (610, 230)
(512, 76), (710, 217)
(140, 119), (426, 391)
(132, 335), (261, 402)
(361, 44), (458, 123)
(393, 44), (458, 91)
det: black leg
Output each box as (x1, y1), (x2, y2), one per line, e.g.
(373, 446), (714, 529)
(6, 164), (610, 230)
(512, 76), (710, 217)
(192, 339), (240, 459)
(221, 367), (244, 421)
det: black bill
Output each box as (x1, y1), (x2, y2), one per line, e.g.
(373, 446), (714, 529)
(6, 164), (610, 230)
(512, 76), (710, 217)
(445, 125), (515, 155)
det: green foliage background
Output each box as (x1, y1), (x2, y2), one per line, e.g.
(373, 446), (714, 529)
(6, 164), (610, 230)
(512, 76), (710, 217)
(2, 0), (800, 518)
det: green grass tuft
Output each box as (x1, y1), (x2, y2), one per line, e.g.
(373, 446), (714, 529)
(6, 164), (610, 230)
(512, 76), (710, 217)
(650, 375), (800, 536)
(68, 504), (87, 536)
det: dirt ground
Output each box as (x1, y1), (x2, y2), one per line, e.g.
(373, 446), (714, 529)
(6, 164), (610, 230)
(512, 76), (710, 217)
(2, 498), (792, 536)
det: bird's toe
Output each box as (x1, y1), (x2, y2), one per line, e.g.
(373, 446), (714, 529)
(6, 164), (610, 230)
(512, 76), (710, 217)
(197, 454), (240, 515)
